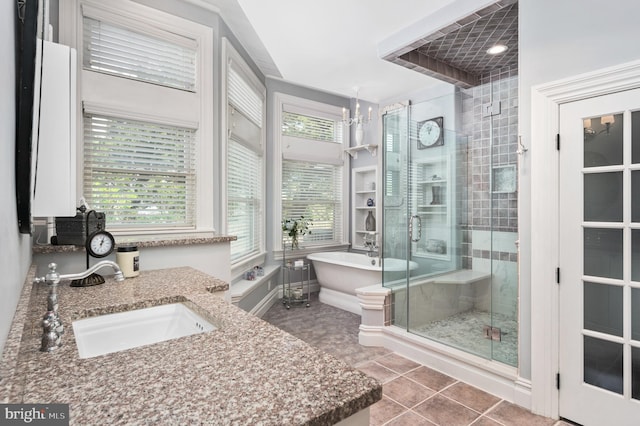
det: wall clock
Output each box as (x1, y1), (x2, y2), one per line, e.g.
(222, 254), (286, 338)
(417, 116), (444, 149)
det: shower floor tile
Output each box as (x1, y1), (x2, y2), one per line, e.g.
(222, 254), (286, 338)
(412, 309), (518, 366)
(262, 294), (560, 426)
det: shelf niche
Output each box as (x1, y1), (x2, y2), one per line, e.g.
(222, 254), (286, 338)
(352, 166), (379, 250)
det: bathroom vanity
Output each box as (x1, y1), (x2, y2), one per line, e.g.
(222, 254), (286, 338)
(0, 266), (380, 425)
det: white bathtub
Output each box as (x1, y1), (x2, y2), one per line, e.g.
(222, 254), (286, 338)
(306, 251), (418, 315)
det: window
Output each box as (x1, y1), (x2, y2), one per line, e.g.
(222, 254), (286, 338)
(60, 0), (213, 234)
(282, 112), (341, 143)
(281, 161), (343, 246)
(82, 17), (197, 91)
(223, 39), (265, 264)
(83, 112), (196, 229)
(274, 93), (349, 251)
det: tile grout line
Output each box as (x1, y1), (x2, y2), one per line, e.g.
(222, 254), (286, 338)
(469, 414), (507, 426)
(358, 361), (402, 384)
(263, 299), (550, 426)
(435, 392), (485, 419)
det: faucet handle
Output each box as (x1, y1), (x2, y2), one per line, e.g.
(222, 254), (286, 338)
(45, 263), (60, 284)
(34, 263), (61, 285)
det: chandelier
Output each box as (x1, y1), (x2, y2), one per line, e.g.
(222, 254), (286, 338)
(342, 91), (372, 145)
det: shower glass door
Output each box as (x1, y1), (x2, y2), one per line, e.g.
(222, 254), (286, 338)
(381, 103), (411, 306)
(382, 90), (519, 367)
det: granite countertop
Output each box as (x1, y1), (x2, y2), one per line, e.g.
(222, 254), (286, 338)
(32, 234), (237, 254)
(0, 266), (381, 425)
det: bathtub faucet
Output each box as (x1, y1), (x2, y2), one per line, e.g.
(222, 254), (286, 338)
(364, 240), (378, 257)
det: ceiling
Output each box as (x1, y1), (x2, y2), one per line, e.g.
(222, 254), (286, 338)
(395, 0), (518, 88)
(208, 0), (518, 103)
(416, 3), (517, 77)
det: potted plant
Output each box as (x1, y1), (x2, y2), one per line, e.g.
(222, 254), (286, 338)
(281, 216), (312, 250)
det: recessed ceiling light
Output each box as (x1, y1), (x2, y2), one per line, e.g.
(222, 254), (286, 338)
(487, 44), (508, 55)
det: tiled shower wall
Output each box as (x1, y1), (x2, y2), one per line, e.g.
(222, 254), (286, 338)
(459, 65), (519, 270)
(459, 66), (519, 319)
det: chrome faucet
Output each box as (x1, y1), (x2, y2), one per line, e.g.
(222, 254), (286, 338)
(365, 242), (378, 256)
(35, 261), (125, 285)
(34, 261), (125, 352)
(363, 236), (378, 258)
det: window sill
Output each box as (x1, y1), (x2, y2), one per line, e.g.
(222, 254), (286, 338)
(228, 264), (280, 305)
(115, 233), (236, 248)
(32, 233), (236, 254)
(231, 252), (267, 280)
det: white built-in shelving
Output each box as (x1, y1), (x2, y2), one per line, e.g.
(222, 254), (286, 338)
(352, 166), (379, 250)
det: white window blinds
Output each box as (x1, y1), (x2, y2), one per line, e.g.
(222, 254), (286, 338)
(229, 67), (262, 127)
(83, 113), (196, 229)
(228, 140), (262, 262)
(83, 16), (197, 91)
(226, 54), (265, 263)
(282, 161), (343, 247)
(282, 111), (343, 144)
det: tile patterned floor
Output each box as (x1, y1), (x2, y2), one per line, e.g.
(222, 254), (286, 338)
(412, 309), (518, 367)
(262, 294), (570, 426)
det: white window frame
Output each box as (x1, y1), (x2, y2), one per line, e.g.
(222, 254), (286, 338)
(273, 92), (350, 256)
(221, 38), (266, 274)
(59, 0), (214, 236)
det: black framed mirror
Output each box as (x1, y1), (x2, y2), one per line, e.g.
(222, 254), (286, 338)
(15, 0), (42, 234)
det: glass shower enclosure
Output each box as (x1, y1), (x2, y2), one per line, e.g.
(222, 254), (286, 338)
(382, 88), (519, 367)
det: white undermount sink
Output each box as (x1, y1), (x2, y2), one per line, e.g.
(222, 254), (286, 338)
(72, 303), (216, 359)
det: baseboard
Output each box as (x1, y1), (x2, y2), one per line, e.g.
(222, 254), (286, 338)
(359, 324), (387, 347)
(513, 377), (533, 410)
(250, 286), (280, 317)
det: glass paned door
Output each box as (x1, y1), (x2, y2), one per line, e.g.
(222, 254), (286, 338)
(559, 88), (640, 426)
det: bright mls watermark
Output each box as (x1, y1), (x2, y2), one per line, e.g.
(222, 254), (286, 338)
(1, 404), (68, 425)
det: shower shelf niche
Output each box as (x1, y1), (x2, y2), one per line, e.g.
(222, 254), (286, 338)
(413, 156), (452, 260)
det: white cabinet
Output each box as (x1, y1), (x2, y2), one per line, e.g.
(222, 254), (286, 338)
(414, 156), (451, 259)
(31, 40), (77, 217)
(352, 166), (379, 249)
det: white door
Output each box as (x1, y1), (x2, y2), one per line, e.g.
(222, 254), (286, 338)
(559, 88), (640, 425)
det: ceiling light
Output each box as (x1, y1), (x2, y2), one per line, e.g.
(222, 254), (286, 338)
(487, 44), (508, 55)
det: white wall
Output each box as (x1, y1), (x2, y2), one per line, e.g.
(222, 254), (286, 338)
(0, 2), (35, 354)
(519, 0), (640, 380)
(33, 243), (232, 283)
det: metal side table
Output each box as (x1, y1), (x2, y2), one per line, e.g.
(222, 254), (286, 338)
(282, 262), (311, 309)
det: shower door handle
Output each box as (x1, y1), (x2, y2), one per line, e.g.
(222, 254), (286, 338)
(409, 214), (422, 242)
